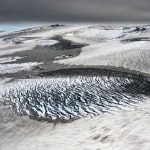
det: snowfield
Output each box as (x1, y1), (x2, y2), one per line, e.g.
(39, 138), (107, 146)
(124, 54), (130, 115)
(0, 57), (22, 64)
(1, 95), (150, 150)
(55, 25), (150, 74)
(0, 24), (150, 150)
(56, 41), (150, 74)
(36, 39), (59, 46)
(0, 62), (42, 74)
(0, 39), (59, 56)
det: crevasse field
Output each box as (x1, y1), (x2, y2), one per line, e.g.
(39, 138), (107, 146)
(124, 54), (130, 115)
(1, 24), (150, 150)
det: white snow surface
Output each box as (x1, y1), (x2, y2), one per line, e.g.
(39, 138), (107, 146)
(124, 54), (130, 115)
(0, 86), (150, 150)
(22, 25), (87, 38)
(0, 62), (42, 74)
(0, 57), (22, 64)
(55, 25), (150, 74)
(1, 24), (150, 150)
(56, 41), (150, 73)
(0, 75), (150, 150)
(64, 27), (123, 44)
(36, 39), (58, 46)
(0, 39), (59, 56)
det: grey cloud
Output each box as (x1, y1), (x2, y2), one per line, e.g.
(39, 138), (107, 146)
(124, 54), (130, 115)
(0, 0), (150, 22)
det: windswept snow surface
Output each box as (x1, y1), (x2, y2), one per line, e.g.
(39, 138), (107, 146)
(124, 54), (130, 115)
(0, 62), (42, 74)
(63, 26), (123, 44)
(22, 25), (87, 38)
(36, 39), (59, 46)
(0, 25), (62, 56)
(1, 90), (150, 150)
(0, 57), (22, 64)
(0, 39), (59, 56)
(1, 24), (150, 150)
(55, 25), (150, 74)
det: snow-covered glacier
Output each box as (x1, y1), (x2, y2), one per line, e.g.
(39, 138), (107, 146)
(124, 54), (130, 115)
(1, 24), (150, 150)
(2, 74), (150, 121)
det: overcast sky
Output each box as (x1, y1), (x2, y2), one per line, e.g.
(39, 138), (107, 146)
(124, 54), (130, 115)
(0, 0), (150, 22)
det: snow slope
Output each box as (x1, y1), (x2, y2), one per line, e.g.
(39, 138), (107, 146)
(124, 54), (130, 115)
(55, 25), (150, 74)
(0, 39), (59, 56)
(0, 62), (42, 74)
(0, 57), (22, 64)
(1, 97), (150, 150)
(1, 24), (150, 150)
